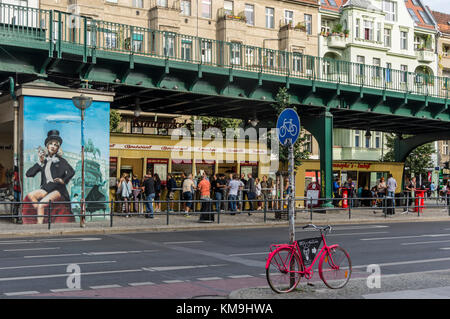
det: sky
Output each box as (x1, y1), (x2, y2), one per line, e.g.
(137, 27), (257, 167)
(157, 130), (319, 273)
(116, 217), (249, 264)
(423, 0), (450, 14)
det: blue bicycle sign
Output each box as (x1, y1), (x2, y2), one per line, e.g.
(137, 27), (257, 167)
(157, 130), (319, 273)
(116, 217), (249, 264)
(277, 108), (300, 145)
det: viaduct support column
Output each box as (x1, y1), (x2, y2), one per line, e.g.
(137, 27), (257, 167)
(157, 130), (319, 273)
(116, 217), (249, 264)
(303, 111), (334, 208)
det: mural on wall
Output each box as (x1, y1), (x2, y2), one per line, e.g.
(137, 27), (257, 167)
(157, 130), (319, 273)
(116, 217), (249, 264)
(22, 96), (110, 224)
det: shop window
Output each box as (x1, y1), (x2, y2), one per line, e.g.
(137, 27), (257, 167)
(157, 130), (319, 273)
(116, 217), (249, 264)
(172, 159), (192, 181)
(240, 161), (258, 178)
(196, 160), (215, 177)
(147, 158), (168, 185)
(110, 157), (118, 187)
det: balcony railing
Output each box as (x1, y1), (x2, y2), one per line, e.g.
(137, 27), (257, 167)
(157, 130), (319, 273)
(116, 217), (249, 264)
(0, 3), (448, 100)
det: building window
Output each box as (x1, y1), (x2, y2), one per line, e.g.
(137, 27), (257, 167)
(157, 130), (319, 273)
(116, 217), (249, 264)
(365, 135), (370, 148)
(373, 58), (381, 78)
(245, 4), (254, 26)
(265, 50), (275, 67)
(375, 132), (381, 148)
(357, 55), (365, 76)
(355, 130), (361, 147)
(163, 33), (175, 57)
(105, 31), (117, 49)
(321, 19), (331, 34)
(202, 0), (211, 19)
(384, 28), (391, 47)
(201, 39), (212, 63)
(293, 52), (303, 72)
(443, 141), (449, 155)
(284, 10), (293, 26)
(356, 19), (360, 38)
(408, 8), (420, 23)
(245, 47), (255, 65)
(377, 22), (381, 42)
(224, 0), (233, 15)
(400, 31), (408, 50)
(400, 64), (408, 82)
(157, 0), (168, 7)
(265, 7), (274, 29)
(181, 0), (191, 16)
(383, 0), (396, 21)
(132, 0), (143, 8)
(230, 42), (241, 65)
(386, 62), (392, 82)
(132, 32), (143, 52)
(419, 10), (432, 25)
(304, 14), (312, 35)
(363, 20), (373, 41)
(181, 39), (192, 60)
(305, 134), (313, 153)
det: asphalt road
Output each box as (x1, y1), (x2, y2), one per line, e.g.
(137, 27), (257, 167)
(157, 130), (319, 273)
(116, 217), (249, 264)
(1, 221), (450, 298)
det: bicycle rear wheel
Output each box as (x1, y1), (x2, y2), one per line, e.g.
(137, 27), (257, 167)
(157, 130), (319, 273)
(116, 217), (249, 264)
(319, 246), (352, 289)
(266, 247), (302, 293)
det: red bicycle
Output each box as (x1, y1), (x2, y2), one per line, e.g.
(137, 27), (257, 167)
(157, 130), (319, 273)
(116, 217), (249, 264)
(265, 224), (352, 293)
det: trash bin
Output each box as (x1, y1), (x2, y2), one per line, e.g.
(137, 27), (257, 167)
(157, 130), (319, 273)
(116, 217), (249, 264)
(414, 190), (426, 214)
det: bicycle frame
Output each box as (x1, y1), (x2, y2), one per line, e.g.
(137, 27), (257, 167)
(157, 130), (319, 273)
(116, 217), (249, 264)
(266, 232), (339, 280)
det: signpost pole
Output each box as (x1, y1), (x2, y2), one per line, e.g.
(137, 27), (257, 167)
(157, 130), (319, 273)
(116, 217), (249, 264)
(288, 138), (295, 245)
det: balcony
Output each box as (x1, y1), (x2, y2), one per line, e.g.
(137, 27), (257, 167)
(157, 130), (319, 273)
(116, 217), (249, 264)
(416, 49), (434, 63)
(149, 0), (181, 31)
(278, 21), (311, 51)
(217, 9), (247, 42)
(327, 35), (347, 49)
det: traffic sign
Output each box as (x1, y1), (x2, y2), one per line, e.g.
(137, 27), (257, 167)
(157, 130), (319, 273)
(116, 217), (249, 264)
(276, 108), (300, 145)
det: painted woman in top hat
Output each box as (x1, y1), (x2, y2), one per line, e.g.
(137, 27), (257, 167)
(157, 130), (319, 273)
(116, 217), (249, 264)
(25, 130), (75, 224)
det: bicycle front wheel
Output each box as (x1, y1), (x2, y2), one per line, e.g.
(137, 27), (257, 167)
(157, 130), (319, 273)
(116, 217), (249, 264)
(266, 247), (302, 293)
(319, 246), (352, 289)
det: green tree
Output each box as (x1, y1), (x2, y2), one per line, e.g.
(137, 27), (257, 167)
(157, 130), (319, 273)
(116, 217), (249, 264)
(267, 87), (310, 169)
(187, 116), (243, 135)
(382, 133), (434, 177)
(110, 109), (123, 132)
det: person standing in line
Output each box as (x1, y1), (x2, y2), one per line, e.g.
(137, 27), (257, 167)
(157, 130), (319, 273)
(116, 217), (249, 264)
(246, 173), (256, 216)
(260, 175), (269, 210)
(227, 174), (243, 213)
(430, 181), (436, 200)
(404, 177), (416, 213)
(142, 172), (155, 219)
(182, 174), (196, 217)
(343, 178), (355, 208)
(12, 166), (22, 224)
(198, 174), (213, 222)
(239, 173), (247, 212)
(166, 173), (177, 213)
(386, 174), (397, 214)
(255, 177), (262, 210)
(118, 174), (133, 217)
(153, 173), (161, 213)
(333, 178), (340, 207)
(213, 174), (227, 213)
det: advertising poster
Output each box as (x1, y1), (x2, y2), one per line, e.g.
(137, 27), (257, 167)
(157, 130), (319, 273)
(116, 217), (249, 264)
(22, 96), (110, 224)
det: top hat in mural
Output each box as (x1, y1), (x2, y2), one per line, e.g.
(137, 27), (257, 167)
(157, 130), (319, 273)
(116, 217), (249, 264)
(45, 130), (63, 146)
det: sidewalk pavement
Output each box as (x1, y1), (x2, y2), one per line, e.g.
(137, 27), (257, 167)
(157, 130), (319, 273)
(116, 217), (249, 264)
(229, 269), (450, 299)
(0, 199), (448, 238)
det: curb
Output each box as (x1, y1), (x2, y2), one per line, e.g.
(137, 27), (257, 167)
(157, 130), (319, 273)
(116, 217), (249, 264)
(0, 216), (449, 238)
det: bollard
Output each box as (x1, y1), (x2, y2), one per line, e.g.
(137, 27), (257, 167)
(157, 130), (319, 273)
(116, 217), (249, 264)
(110, 200), (114, 227)
(166, 200), (169, 225)
(48, 200), (52, 230)
(263, 196), (267, 223)
(309, 197), (313, 221)
(348, 197), (352, 220)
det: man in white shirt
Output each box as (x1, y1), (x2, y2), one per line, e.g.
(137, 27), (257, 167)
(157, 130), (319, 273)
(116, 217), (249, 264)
(386, 174), (397, 211)
(227, 174), (243, 213)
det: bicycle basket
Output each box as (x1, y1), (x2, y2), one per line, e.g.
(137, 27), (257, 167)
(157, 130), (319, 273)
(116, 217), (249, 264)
(296, 237), (323, 266)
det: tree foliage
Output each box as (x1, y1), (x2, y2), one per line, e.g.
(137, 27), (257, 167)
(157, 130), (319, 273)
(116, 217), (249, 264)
(268, 87), (311, 169)
(382, 133), (434, 177)
(110, 109), (123, 132)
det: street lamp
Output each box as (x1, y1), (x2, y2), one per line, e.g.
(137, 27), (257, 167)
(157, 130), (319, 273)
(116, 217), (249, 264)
(72, 94), (93, 228)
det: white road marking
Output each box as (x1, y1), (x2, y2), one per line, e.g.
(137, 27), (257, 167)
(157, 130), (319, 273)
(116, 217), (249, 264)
(142, 264), (226, 272)
(228, 275), (254, 279)
(0, 260), (115, 271)
(90, 285), (122, 289)
(352, 257), (450, 269)
(298, 225), (389, 232)
(50, 288), (82, 293)
(229, 252), (267, 257)
(24, 253), (82, 259)
(197, 277), (222, 281)
(128, 282), (155, 286)
(4, 291), (39, 296)
(163, 241), (204, 245)
(401, 240), (450, 246)
(4, 247), (60, 252)
(163, 280), (185, 284)
(329, 231), (389, 237)
(0, 238), (102, 245)
(440, 248), (450, 250)
(361, 234), (450, 241)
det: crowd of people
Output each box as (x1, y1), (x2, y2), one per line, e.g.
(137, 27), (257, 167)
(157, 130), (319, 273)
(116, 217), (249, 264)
(116, 171), (292, 220)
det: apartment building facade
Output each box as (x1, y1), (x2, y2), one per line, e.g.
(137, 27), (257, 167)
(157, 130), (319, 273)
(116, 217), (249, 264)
(319, 0), (439, 162)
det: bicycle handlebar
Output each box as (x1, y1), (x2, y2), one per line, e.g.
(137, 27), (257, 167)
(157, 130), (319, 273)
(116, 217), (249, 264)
(302, 224), (332, 233)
